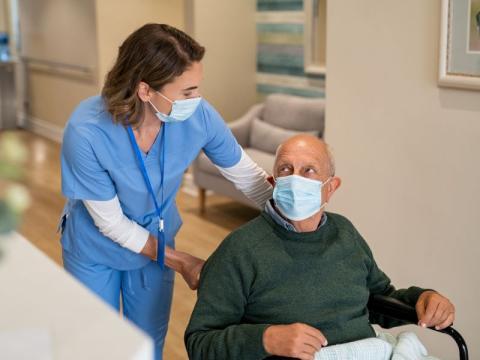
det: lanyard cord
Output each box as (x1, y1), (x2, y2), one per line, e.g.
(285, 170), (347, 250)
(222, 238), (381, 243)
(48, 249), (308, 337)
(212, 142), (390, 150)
(127, 123), (166, 267)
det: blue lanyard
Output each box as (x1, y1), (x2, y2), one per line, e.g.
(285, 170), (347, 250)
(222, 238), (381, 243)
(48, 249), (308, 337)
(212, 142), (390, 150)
(127, 124), (166, 268)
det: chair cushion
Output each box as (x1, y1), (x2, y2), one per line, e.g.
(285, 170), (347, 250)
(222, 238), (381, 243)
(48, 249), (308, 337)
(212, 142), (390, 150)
(196, 148), (275, 176)
(196, 152), (220, 176)
(262, 93), (325, 135)
(249, 118), (318, 154)
(244, 148), (276, 175)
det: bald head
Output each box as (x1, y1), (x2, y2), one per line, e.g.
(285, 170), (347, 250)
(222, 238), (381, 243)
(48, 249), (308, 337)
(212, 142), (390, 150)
(274, 135), (335, 179)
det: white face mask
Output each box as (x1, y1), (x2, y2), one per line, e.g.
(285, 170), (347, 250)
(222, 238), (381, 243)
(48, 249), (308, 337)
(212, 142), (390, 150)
(149, 92), (202, 123)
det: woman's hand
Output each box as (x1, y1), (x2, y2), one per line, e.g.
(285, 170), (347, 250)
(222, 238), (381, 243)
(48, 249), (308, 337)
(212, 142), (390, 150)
(164, 246), (205, 290)
(179, 253), (205, 290)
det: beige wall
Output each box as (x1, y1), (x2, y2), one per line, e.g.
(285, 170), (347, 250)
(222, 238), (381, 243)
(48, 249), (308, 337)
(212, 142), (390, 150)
(24, 0), (97, 130)
(315, 0), (326, 68)
(0, 0), (8, 32)
(189, 0), (256, 121)
(26, 0), (255, 132)
(326, 1), (480, 358)
(28, 72), (97, 128)
(95, 0), (185, 89)
(27, 0), (185, 133)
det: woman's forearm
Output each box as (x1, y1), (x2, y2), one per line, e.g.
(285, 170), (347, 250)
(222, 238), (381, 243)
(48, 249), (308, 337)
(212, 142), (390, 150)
(141, 234), (205, 290)
(140, 234), (187, 273)
(140, 233), (158, 260)
(83, 196), (201, 278)
(216, 149), (273, 208)
(84, 197), (150, 253)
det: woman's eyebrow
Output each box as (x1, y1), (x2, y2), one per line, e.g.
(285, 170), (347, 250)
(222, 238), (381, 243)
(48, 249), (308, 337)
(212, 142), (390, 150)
(182, 86), (198, 91)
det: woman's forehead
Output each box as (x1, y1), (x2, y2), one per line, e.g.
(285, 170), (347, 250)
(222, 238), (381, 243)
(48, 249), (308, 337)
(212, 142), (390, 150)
(176, 62), (203, 86)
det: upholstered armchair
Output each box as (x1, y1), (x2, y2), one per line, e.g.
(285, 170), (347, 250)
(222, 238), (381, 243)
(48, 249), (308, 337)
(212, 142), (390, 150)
(192, 93), (325, 213)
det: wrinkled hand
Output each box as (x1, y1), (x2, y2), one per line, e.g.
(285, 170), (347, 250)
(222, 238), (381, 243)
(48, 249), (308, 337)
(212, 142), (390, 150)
(180, 254), (205, 290)
(263, 323), (328, 360)
(416, 290), (455, 330)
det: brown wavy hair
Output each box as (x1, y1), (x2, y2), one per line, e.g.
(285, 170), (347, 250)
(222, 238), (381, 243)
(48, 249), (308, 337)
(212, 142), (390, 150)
(101, 23), (205, 127)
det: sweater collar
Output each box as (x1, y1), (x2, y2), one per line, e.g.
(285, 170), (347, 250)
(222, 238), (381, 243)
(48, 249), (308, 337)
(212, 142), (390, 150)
(264, 199), (328, 233)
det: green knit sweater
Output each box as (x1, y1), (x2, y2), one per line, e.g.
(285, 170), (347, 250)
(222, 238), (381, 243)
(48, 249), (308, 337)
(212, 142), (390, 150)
(185, 212), (425, 360)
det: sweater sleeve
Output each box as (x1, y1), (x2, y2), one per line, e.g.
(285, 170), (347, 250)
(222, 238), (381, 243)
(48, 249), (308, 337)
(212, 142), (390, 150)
(355, 232), (427, 328)
(184, 234), (270, 360)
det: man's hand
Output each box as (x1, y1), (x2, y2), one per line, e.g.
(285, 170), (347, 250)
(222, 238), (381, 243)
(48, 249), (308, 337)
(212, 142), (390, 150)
(263, 323), (328, 360)
(416, 290), (455, 330)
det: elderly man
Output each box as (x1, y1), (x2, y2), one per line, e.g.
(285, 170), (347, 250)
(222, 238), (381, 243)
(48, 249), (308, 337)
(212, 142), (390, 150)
(185, 135), (455, 360)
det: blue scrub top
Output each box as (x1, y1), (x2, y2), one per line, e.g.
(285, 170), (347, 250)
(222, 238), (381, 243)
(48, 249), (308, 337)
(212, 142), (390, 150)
(60, 96), (241, 270)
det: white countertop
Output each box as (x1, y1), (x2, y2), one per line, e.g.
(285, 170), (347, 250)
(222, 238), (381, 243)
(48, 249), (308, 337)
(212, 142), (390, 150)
(0, 233), (153, 360)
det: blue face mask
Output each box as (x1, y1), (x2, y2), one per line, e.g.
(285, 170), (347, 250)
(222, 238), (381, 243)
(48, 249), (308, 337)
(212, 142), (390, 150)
(149, 92), (202, 123)
(273, 175), (332, 221)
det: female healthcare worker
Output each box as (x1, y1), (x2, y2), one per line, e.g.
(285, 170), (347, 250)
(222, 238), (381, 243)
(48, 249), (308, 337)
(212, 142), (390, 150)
(59, 24), (272, 359)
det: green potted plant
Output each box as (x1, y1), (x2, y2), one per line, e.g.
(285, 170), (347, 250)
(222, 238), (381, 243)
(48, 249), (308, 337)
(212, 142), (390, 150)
(0, 133), (30, 235)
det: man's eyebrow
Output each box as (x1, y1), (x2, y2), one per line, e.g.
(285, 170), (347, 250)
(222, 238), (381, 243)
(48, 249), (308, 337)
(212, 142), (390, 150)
(182, 86), (198, 91)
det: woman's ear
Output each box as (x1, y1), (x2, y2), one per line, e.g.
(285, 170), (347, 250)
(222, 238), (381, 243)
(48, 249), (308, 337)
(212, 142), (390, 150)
(137, 81), (151, 102)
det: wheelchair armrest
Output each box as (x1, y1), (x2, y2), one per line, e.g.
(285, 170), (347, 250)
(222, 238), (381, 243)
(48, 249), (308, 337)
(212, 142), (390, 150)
(368, 294), (418, 324)
(368, 294), (469, 360)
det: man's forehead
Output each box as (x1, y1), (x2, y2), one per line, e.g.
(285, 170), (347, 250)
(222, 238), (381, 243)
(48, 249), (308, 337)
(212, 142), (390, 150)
(275, 140), (330, 170)
(276, 149), (326, 166)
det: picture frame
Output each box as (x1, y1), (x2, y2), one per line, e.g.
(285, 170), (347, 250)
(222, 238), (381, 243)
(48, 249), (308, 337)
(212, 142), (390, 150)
(304, 0), (327, 76)
(438, 0), (480, 90)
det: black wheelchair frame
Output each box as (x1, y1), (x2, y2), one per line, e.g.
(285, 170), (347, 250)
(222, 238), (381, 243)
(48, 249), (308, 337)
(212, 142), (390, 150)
(368, 295), (469, 360)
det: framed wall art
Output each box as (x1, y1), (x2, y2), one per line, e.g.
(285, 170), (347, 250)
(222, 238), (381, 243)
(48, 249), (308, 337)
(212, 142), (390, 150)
(439, 0), (480, 90)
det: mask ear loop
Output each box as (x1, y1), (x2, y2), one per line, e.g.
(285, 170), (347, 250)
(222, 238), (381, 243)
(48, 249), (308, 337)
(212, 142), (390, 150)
(155, 92), (175, 118)
(147, 86), (173, 115)
(148, 99), (162, 113)
(320, 176), (334, 210)
(323, 176), (333, 186)
(156, 91), (173, 104)
(148, 97), (171, 119)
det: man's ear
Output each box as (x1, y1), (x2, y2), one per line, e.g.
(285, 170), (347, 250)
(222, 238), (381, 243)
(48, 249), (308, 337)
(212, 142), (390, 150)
(137, 81), (151, 102)
(325, 176), (341, 202)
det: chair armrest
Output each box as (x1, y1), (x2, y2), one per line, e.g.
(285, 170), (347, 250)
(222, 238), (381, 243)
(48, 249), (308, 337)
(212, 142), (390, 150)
(228, 103), (264, 147)
(368, 294), (418, 324)
(368, 294), (469, 360)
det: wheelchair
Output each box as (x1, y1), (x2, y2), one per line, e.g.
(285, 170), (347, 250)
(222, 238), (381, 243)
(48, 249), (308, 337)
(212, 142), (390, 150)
(267, 295), (468, 360)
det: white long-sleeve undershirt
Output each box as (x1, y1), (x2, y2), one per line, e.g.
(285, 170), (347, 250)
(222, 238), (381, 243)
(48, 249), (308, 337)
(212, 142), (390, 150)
(83, 196), (150, 254)
(214, 149), (273, 209)
(84, 148), (273, 253)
